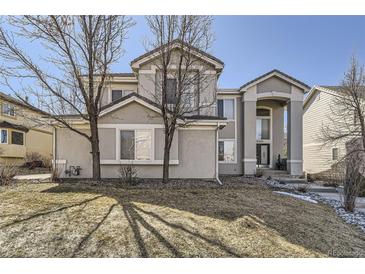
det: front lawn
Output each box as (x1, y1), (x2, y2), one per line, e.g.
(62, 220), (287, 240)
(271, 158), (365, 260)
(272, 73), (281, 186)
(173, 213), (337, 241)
(0, 178), (364, 257)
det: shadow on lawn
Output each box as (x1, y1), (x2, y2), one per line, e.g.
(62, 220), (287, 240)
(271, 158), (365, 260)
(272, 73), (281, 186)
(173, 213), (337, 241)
(4, 182), (365, 257)
(36, 184), (245, 257)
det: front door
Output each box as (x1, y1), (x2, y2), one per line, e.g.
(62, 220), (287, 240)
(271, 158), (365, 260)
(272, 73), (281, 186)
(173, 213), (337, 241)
(256, 144), (270, 167)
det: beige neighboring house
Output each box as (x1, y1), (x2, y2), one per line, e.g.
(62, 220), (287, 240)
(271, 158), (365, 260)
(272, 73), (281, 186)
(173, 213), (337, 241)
(303, 86), (347, 175)
(0, 92), (53, 165)
(53, 41), (309, 179)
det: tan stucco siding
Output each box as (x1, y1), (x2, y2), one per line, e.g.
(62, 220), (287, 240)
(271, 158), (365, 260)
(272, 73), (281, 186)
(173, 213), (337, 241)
(99, 102), (163, 124)
(219, 122), (235, 139)
(55, 128), (92, 178)
(56, 127), (215, 179)
(257, 76), (291, 94)
(154, 128), (178, 161)
(100, 129), (215, 179)
(26, 129), (53, 159)
(99, 128), (116, 160)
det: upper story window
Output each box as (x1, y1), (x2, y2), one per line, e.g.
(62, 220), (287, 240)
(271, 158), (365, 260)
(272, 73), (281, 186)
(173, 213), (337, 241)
(0, 129), (8, 144)
(112, 90), (133, 102)
(120, 129), (152, 160)
(217, 99), (234, 120)
(11, 131), (24, 145)
(166, 78), (177, 104)
(2, 103), (15, 117)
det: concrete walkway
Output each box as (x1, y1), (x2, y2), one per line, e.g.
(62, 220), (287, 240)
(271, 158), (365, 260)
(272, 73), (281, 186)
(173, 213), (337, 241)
(13, 173), (52, 182)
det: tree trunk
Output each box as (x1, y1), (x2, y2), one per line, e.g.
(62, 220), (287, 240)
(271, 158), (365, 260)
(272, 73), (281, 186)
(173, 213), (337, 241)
(90, 116), (101, 181)
(162, 145), (170, 184)
(162, 128), (171, 184)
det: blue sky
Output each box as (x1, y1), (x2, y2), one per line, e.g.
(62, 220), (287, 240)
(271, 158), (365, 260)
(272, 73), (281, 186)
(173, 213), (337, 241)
(114, 16), (365, 89)
(1, 15), (365, 95)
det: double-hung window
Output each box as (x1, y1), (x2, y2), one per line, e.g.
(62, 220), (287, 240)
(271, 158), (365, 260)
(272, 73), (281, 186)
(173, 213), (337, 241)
(2, 103), (15, 117)
(217, 99), (234, 120)
(0, 129), (8, 144)
(120, 129), (152, 160)
(218, 140), (235, 163)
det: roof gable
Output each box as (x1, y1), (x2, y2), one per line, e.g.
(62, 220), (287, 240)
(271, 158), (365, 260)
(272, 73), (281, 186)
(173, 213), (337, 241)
(239, 69), (310, 92)
(130, 39), (224, 71)
(99, 93), (163, 118)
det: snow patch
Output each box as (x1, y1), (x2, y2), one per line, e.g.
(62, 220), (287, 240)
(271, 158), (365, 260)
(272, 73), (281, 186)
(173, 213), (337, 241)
(274, 191), (318, 204)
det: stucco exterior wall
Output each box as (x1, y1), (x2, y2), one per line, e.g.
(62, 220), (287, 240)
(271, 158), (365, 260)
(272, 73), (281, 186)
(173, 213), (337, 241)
(56, 127), (215, 179)
(257, 76), (291, 94)
(99, 102), (163, 124)
(55, 99), (216, 179)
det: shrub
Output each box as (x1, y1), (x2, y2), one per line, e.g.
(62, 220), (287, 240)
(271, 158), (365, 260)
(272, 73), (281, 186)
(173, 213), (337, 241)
(0, 164), (18, 186)
(293, 183), (310, 193)
(119, 164), (138, 185)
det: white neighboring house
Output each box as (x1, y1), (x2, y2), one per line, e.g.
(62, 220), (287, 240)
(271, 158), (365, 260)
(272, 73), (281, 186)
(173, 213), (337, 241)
(303, 86), (348, 175)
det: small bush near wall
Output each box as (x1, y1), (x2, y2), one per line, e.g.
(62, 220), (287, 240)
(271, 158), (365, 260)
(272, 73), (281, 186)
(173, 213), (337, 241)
(119, 164), (138, 186)
(0, 164), (17, 186)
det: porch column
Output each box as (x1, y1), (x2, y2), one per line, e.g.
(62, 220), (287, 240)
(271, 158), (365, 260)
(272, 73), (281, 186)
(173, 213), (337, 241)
(287, 100), (303, 175)
(242, 100), (257, 175)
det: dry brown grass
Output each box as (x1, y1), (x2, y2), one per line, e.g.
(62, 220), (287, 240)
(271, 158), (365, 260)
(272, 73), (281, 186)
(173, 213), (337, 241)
(0, 177), (365, 258)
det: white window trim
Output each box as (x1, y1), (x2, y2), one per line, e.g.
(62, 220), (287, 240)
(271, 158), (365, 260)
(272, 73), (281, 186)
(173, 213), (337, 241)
(218, 98), (235, 121)
(119, 128), (153, 161)
(0, 128), (8, 144)
(218, 139), (236, 164)
(217, 96), (238, 165)
(256, 106), (273, 168)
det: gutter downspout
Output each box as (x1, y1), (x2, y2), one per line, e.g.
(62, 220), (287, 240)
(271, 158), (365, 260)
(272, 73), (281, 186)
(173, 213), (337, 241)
(215, 123), (223, 185)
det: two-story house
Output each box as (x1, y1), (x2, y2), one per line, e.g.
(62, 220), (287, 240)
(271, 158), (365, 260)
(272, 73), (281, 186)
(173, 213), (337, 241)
(0, 92), (53, 165)
(53, 41), (309, 179)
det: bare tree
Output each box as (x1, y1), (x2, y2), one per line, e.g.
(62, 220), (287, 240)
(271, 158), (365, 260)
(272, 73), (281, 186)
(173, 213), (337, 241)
(145, 16), (216, 183)
(321, 56), (365, 211)
(0, 16), (134, 180)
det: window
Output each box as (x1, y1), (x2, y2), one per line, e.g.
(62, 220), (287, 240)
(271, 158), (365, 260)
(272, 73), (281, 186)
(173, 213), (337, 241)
(166, 78), (177, 104)
(256, 108), (270, 116)
(217, 99), (234, 119)
(2, 103), (15, 117)
(218, 140), (235, 162)
(11, 131), (24, 145)
(112, 90), (133, 101)
(256, 118), (270, 140)
(0, 129), (7, 144)
(332, 148), (339, 161)
(120, 129), (152, 160)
